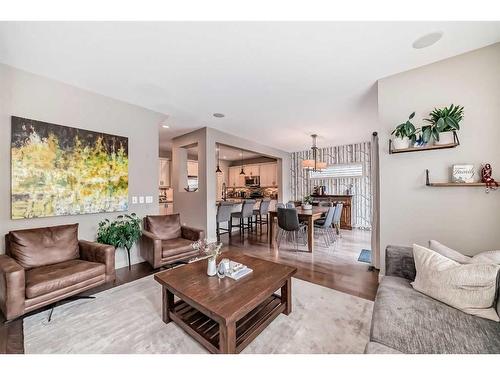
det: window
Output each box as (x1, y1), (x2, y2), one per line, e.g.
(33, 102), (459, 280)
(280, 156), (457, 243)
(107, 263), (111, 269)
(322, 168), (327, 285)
(309, 163), (363, 179)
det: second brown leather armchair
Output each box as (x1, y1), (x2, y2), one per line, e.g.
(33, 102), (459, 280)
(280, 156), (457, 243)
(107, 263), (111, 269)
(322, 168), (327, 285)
(140, 214), (204, 269)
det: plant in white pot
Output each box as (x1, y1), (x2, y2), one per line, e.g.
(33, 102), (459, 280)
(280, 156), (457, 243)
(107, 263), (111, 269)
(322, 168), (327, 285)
(391, 112), (417, 150)
(302, 195), (313, 210)
(423, 104), (463, 146)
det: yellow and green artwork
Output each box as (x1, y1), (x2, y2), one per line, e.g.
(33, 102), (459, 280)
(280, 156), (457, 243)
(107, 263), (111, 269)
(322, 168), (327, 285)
(11, 116), (129, 219)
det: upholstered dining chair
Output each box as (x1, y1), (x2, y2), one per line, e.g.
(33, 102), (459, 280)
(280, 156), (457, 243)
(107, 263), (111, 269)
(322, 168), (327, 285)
(332, 203), (343, 235)
(276, 207), (307, 251)
(314, 206), (336, 246)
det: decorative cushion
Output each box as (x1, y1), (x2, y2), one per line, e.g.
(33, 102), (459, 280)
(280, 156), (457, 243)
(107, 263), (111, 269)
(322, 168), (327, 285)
(25, 259), (105, 299)
(145, 214), (182, 240)
(411, 244), (500, 322)
(429, 240), (500, 265)
(8, 224), (79, 269)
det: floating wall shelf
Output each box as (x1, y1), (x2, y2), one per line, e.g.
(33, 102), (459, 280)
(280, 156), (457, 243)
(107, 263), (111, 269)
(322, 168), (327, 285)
(389, 132), (459, 154)
(425, 169), (494, 188)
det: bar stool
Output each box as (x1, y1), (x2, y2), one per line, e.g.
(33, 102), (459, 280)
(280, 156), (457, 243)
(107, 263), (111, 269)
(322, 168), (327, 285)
(231, 199), (256, 237)
(253, 199), (271, 233)
(216, 202), (234, 241)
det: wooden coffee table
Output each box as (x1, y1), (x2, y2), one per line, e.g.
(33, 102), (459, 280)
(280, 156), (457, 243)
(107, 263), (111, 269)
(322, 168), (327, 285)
(154, 251), (297, 354)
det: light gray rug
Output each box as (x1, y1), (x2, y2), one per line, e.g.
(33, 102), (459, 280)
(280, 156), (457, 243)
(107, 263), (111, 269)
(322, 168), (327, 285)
(24, 275), (373, 354)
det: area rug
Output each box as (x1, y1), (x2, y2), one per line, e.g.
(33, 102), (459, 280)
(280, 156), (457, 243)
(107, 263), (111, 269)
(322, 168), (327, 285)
(24, 275), (373, 354)
(358, 249), (372, 264)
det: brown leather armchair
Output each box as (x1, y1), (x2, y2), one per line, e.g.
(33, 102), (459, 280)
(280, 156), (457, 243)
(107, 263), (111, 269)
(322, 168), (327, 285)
(140, 214), (204, 269)
(0, 224), (115, 321)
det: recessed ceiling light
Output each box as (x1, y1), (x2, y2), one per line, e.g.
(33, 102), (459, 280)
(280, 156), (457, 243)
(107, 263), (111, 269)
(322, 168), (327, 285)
(412, 31), (443, 49)
(213, 113), (225, 118)
(162, 124), (170, 129)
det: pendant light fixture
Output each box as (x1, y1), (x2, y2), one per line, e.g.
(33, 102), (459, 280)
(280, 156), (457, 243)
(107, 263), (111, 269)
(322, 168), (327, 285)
(239, 150), (245, 175)
(302, 134), (326, 172)
(215, 146), (222, 174)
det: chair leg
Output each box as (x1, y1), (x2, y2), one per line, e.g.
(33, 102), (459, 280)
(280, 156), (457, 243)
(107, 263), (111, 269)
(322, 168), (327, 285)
(216, 222), (220, 242)
(229, 219), (232, 237)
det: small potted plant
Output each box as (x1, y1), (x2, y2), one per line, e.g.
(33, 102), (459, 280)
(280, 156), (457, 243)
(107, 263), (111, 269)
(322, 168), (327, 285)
(192, 239), (223, 276)
(391, 112), (417, 150)
(423, 104), (463, 145)
(97, 213), (142, 270)
(302, 195), (313, 210)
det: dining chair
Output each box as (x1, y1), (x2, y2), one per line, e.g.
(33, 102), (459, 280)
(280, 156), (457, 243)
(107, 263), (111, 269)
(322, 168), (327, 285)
(332, 203), (343, 236)
(314, 206), (336, 246)
(286, 201), (295, 208)
(253, 199), (271, 233)
(216, 202), (234, 241)
(276, 207), (307, 251)
(276, 203), (285, 209)
(231, 199), (257, 237)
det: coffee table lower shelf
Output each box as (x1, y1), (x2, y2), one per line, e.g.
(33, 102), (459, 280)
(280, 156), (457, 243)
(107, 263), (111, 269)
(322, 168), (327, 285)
(169, 293), (285, 354)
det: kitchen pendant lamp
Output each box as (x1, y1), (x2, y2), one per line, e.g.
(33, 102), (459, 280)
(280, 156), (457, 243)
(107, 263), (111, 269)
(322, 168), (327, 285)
(215, 146), (223, 174)
(239, 150), (245, 175)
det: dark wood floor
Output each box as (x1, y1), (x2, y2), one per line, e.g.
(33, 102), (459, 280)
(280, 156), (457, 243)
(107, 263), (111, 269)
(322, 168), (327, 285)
(0, 228), (378, 354)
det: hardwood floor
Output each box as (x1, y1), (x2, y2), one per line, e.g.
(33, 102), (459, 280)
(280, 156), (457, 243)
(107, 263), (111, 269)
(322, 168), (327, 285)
(0, 227), (378, 354)
(222, 227), (379, 301)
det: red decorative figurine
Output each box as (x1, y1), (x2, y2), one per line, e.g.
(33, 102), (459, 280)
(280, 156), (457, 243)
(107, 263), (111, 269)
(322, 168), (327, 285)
(481, 164), (498, 192)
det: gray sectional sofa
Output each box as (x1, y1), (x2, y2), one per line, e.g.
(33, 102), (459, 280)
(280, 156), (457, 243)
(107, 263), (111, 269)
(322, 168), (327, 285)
(365, 245), (500, 354)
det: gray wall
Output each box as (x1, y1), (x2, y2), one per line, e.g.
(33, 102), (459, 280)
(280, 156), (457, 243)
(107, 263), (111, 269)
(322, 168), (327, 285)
(0, 63), (164, 268)
(378, 43), (500, 270)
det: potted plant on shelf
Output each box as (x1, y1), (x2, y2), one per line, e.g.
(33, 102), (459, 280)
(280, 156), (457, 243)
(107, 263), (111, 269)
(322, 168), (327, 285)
(423, 104), (463, 146)
(97, 213), (142, 270)
(391, 112), (417, 150)
(302, 195), (313, 210)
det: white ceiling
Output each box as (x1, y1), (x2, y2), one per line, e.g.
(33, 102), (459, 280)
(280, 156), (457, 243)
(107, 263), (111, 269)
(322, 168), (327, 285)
(1, 22), (499, 152)
(218, 144), (265, 162)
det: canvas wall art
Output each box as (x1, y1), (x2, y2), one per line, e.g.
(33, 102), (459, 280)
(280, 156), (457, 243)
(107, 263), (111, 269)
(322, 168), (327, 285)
(11, 116), (129, 219)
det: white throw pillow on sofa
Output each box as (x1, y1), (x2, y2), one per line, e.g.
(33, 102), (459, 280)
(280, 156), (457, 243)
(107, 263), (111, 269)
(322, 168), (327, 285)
(429, 240), (500, 265)
(411, 244), (500, 322)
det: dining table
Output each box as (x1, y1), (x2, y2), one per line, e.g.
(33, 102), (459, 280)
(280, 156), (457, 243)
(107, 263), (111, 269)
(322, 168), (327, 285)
(268, 206), (330, 252)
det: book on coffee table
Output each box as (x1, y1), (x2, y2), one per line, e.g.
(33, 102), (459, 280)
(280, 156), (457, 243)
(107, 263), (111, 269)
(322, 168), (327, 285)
(226, 261), (253, 280)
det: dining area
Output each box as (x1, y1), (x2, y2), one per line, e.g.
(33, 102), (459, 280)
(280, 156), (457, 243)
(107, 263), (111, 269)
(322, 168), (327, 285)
(215, 197), (343, 253)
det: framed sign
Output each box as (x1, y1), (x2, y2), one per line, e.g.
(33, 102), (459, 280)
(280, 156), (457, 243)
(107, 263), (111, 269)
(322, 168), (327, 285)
(452, 164), (475, 183)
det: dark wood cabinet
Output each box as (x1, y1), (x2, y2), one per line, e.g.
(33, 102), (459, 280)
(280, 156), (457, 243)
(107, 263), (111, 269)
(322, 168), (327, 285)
(311, 194), (352, 230)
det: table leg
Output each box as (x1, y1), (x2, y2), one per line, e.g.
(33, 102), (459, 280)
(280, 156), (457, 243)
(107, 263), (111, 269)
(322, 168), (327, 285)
(162, 286), (174, 324)
(269, 212), (276, 246)
(307, 216), (314, 252)
(219, 321), (236, 354)
(281, 278), (292, 315)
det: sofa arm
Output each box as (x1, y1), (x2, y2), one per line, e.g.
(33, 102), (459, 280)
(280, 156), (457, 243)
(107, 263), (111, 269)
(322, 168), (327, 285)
(79, 240), (116, 283)
(385, 245), (416, 281)
(0, 255), (25, 321)
(140, 230), (163, 269)
(181, 226), (205, 241)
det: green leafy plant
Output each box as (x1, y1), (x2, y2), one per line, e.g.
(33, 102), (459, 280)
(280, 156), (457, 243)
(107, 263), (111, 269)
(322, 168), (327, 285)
(391, 112), (417, 142)
(303, 195), (313, 205)
(97, 213), (141, 268)
(422, 104), (464, 143)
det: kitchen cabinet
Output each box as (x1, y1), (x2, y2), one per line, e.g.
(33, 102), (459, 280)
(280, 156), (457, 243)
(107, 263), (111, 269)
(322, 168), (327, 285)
(259, 163), (278, 187)
(187, 161), (198, 177)
(229, 166), (245, 187)
(245, 165), (259, 177)
(159, 158), (170, 187)
(159, 202), (174, 215)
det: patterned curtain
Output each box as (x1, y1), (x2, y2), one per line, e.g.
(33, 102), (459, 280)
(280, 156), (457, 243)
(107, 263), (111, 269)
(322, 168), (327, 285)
(290, 141), (372, 230)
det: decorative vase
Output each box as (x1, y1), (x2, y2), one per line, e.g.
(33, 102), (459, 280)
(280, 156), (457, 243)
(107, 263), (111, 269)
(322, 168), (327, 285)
(207, 257), (217, 276)
(302, 203), (312, 210)
(435, 131), (455, 146)
(393, 136), (411, 150)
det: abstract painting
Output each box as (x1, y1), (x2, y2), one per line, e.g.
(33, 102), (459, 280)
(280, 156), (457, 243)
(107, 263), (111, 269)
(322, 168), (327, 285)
(11, 116), (129, 219)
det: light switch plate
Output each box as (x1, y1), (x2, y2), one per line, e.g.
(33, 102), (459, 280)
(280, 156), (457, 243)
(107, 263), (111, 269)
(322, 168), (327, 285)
(139, 196), (145, 204)
(145, 196), (153, 204)
(132, 196), (138, 204)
